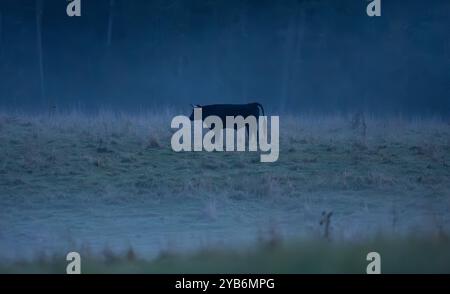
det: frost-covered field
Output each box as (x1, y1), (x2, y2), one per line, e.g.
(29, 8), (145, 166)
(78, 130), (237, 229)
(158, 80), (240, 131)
(0, 110), (449, 270)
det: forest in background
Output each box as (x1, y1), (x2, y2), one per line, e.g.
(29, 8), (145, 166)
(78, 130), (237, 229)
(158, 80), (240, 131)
(0, 0), (449, 115)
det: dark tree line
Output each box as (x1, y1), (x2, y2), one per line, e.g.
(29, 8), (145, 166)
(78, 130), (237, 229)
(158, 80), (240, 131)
(0, 0), (449, 116)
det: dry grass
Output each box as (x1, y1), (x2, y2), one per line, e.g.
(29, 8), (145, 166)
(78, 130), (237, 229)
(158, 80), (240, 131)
(0, 109), (449, 267)
(1, 109), (448, 198)
(2, 234), (450, 274)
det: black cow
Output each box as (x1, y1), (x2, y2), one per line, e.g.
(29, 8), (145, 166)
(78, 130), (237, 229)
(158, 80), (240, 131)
(189, 102), (265, 139)
(189, 102), (265, 122)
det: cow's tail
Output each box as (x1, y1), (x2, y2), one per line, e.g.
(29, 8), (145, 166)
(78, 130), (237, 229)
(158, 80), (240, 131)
(252, 102), (266, 139)
(253, 102), (265, 117)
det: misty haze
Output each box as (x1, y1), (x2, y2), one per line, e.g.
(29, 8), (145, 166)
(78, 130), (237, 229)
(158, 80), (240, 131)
(0, 0), (449, 273)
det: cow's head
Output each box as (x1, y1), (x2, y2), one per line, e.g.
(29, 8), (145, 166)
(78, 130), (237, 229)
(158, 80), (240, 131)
(189, 104), (201, 121)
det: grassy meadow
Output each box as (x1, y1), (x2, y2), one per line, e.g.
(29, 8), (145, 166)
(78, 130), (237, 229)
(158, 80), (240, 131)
(0, 110), (449, 273)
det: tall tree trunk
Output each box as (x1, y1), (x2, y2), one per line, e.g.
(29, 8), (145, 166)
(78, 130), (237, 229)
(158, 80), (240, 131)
(240, 0), (248, 102)
(36, 0), (48, 111)
(176, 2), (189, 99)
(280, 10), (295, 112)
(291, 3), (305, 100)
(106, 0), (115, 48)
(0, 9), (3, 59)
(280, 1), (303, 113)
(211, 2), (221, 98)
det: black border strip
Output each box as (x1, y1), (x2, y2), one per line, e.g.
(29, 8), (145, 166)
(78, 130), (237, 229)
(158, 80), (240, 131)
(1, 274), (450, 291)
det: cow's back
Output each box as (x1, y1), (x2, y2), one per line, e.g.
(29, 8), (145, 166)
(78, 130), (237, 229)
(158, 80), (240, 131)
(202, 104), (259, 121)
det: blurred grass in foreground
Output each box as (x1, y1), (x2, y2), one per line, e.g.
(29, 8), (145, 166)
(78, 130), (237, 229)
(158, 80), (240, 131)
(2, 236), (450, 274)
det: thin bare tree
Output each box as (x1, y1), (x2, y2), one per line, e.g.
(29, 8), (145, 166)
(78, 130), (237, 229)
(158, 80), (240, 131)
(280, 4), (296, 112)
(280, 1), (304, 113)
(36, 0), (48, 110)
(106, 0), (115, 48)
(0, 9), (3, 59)
(239, 0), (249, 102)
(210, 0), (221, 97)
